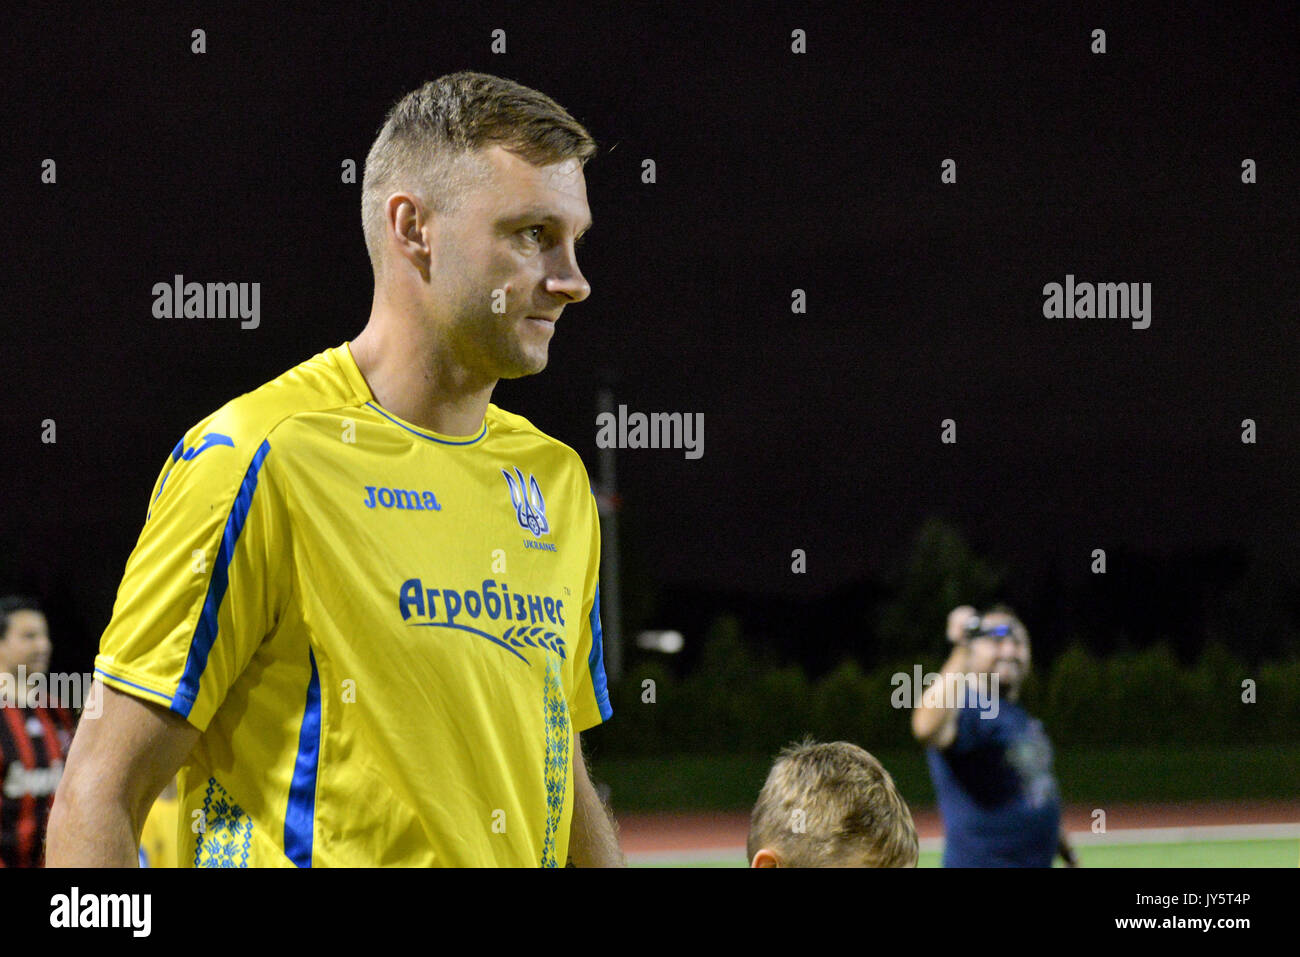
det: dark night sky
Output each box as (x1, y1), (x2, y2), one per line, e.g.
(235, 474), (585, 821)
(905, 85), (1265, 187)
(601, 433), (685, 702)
(2, 4), (1296, 669)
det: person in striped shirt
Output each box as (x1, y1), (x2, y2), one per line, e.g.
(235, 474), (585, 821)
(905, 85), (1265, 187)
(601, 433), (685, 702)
(0, 596), (74, 867)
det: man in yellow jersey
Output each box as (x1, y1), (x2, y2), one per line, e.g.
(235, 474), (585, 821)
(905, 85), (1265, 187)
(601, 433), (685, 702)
(47, 72), (622, 867)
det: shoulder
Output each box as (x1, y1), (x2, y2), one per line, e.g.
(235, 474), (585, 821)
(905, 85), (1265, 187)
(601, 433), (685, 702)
(486, 404), (575, 453)
(147, 346), (367, 513)
(487, 404), (594, 489)
(196, 345), (367, 452)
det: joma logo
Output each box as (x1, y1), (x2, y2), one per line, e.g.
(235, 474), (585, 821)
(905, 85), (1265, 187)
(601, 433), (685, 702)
(363, 486), (442, 511)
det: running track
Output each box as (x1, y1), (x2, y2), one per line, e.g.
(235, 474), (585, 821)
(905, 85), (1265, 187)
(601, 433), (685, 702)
(619, 800), (1300, 859)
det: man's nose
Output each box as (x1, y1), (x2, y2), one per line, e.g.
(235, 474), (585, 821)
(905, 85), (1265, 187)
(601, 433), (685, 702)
(546, 254), (591, 303)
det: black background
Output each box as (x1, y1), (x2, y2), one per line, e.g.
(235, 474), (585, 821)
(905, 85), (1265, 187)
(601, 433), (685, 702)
(2, 3), (1296, 677)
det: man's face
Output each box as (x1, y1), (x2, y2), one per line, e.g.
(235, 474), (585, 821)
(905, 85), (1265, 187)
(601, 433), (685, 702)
(0, 610), (52, 679)
(426, 145), (592, 381)
(966, 613), (1029, 693)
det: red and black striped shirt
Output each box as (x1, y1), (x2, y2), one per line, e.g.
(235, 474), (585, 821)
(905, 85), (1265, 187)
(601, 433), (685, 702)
(0, 705), (75, 867)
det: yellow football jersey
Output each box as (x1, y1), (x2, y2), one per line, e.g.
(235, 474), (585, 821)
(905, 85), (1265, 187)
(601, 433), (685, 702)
(138, 791), (179, 868)
(95, 343), (611, 867)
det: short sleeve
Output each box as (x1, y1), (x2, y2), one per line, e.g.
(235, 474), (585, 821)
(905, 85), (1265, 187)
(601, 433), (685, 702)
(94, 424), (290, 733)
(566, 485), (612, 732)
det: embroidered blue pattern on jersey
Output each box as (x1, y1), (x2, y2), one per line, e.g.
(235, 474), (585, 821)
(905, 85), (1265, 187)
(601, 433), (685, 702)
(194, 776), (253, 868)
(540, 654), (571, 867)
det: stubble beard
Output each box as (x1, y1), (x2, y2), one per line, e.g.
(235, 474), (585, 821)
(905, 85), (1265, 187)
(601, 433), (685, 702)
(470, 307), (548, 380)
(433, 276), (544, 383)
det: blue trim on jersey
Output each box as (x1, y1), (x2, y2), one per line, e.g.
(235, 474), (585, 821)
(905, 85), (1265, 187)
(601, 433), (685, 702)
(94, 667), (174, 704)
(171, 439), (273, 716)
(284, 649), (321, 868)
(366, 402), (487, 445)
(147, 438), (188, 520)
(588, 585), (613, 721)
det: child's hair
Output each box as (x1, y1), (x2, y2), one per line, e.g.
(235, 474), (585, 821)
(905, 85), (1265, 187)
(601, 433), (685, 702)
(747, 739), (919, 867)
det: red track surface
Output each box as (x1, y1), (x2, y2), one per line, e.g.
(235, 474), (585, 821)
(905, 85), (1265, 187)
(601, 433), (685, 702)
(619, 800), (1300, 854)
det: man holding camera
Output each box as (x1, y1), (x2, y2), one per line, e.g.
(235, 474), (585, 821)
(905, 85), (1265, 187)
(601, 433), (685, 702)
(911, 604), (1078, 867)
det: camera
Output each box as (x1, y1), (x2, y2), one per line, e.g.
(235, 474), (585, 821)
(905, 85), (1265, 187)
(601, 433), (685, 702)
(963, 615), (1015, 641)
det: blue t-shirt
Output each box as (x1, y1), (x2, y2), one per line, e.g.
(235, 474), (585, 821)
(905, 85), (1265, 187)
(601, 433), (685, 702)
(926, 699), (1061, 867)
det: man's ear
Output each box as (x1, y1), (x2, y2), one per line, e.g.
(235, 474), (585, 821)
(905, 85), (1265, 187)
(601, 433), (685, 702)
(386, 192), (434, 275)
(750, 848), (782, 868)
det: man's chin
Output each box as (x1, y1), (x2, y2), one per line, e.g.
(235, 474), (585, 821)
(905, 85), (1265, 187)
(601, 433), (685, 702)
(495, 355), (549, 379)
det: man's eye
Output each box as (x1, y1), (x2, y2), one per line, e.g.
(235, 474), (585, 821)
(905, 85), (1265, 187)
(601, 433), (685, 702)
(524, 226), (544, 242)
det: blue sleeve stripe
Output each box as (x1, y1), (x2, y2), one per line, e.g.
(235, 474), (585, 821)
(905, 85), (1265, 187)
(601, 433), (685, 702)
(284, 649), (321, 868)
(587, 585), (613, 721)
(94, 667), (174, 705)
(171, 439), (273, 717)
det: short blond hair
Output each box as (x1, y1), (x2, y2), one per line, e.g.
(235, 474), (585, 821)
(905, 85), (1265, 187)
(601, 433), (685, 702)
(361, 71), (597, 277)
(748, 739), (919, 867)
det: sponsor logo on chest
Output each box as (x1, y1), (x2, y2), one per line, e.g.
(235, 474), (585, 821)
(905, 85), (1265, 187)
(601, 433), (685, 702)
(358, 469), (560, 553)
(363, 485), (442, 511)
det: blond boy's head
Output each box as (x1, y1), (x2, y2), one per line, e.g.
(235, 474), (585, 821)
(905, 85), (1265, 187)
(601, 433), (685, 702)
(748, 739), (919, 868)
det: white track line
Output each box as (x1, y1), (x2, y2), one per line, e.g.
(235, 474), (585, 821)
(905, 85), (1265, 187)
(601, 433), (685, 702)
(627, 822), (1300, 864)
(629, 846), (748, 865)
(1063, 822), (1300, 846)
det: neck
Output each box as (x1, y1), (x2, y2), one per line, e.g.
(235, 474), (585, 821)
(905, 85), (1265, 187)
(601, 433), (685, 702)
(351, 294), (497, 437)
